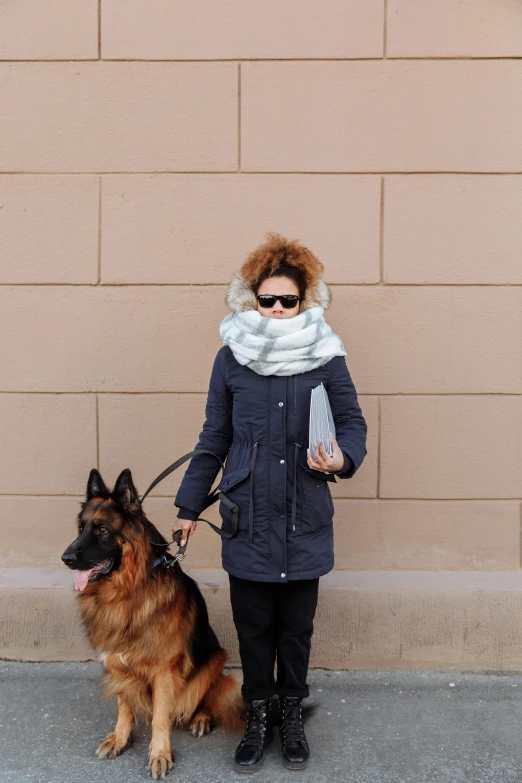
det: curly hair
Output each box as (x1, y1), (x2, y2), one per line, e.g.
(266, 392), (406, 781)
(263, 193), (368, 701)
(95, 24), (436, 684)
(240, 232), (325, 299)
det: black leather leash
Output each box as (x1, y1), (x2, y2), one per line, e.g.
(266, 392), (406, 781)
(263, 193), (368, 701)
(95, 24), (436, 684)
(139, 449), (240, 563)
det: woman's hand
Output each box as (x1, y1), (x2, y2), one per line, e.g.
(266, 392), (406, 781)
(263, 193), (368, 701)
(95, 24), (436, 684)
(173, 520), (197, 547)
(307, 433), (344, 473)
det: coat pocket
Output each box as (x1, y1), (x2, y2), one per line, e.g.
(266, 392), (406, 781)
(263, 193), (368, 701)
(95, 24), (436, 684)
(218, 463), (252, 536)
(300, 461), (337, 484)
(298, 462), (335, 532)
(219, 464), (252, 493)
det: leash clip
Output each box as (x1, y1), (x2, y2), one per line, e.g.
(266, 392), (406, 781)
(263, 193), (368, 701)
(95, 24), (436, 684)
(166, 528), (189, 565)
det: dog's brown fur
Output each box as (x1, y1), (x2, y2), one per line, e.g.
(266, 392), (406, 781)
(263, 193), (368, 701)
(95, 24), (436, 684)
(62, 468), (244, 780)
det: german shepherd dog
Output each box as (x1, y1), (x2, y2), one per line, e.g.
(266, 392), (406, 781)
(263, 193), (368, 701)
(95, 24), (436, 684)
(61, 467), (244, 779)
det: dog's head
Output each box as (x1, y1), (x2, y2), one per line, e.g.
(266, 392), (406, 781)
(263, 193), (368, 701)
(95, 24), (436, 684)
(61, 468), (168, 592)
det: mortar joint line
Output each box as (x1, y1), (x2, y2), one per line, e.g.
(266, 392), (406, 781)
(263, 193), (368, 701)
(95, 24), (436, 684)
(97, 176), (102, 284)
(383, 0), (388, 58)
(98, 0), (102, 59)
(5, 171), (522, 176)
(237, 63), (242, 172)
(2, 282), (522, 289)
(95, 394), (100, 470)
(3, 56), (522, 62)
(376, 396), (382, 498)
(379, 176), (385, 284)
(518, 499), (522, 568)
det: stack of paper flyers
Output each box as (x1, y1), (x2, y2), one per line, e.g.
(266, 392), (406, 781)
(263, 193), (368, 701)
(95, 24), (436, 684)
(308, 382), (336, 457)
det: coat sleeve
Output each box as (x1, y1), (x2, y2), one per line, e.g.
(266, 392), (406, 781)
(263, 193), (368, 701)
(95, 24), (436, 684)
(324, 356), (367, 480)
(173, 347), (233, 517)
(177, 506), (199, 521)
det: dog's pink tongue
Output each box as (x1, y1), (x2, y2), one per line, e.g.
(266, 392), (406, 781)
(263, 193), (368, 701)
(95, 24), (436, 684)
(74, 568), (95, 592)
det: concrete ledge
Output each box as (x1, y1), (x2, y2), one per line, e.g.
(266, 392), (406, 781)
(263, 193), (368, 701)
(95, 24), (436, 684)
(2, 569), (522, 669)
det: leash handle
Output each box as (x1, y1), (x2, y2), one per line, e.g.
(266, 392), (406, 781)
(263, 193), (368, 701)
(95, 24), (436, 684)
(139, 448), (225, 504)
(139, 449), (240, 541)
(173, 492), (239, 542)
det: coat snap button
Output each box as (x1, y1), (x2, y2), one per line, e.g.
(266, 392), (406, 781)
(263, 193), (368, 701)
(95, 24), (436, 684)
(281, 573), (286, 578)
(280, 459), (285, 464)
(279, 402), (283, 406)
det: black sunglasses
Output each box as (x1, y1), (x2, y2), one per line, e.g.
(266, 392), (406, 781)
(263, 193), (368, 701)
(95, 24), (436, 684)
(256, 294), (301, 309)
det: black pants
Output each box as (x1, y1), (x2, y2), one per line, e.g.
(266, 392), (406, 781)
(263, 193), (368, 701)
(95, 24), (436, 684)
(228, 574), (319, 701)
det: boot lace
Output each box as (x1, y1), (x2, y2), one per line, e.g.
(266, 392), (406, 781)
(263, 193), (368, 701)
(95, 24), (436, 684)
(239, 702), (268, 748)
(280, 700), (306, 745)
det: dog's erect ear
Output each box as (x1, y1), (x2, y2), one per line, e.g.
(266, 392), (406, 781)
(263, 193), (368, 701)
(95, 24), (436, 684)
(86, 468), (110, 501)
(112, 468), (139, 509)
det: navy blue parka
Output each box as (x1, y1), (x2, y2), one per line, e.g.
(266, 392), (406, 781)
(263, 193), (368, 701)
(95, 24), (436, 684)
(174, 345), (367, 583)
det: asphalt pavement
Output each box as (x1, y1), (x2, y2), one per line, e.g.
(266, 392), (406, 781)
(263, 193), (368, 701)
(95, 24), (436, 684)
(1, 663), (522, 783)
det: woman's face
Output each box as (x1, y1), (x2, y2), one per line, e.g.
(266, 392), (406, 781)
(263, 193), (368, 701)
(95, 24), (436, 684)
(255, 276), (301, 319)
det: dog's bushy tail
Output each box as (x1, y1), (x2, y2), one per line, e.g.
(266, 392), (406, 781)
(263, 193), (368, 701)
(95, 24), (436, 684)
(208, 671), (246, 734)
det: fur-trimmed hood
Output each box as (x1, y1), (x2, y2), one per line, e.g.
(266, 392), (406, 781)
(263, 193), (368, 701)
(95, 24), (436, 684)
(225, 271), (332, 313)
(224, 232), (333, 314)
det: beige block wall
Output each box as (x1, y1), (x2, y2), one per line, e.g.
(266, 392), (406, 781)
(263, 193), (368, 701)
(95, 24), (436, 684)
(1, 0), (521, 667)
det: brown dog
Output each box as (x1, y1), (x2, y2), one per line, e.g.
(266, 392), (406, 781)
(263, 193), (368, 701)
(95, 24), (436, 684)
(61, 467), (244, 780)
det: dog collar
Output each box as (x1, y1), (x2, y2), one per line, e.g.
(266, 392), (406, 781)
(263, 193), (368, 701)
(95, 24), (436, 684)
(149, 547), (187, 573)
(150, 553), (166, 570)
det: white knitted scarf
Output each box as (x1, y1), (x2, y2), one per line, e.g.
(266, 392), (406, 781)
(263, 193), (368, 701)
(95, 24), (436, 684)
(219, 305), (347, 376)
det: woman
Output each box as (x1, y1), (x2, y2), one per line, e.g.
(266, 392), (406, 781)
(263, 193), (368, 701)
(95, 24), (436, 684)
(173, 233), (367, 773)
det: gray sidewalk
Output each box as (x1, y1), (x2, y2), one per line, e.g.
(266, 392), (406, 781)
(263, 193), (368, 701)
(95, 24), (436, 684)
(1, 662), (521, 783)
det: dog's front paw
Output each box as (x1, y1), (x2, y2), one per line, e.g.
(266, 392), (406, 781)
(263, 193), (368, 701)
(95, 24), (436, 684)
(148, 751), (175, 780)
(190, 711), (212, 738)
(96, 731), (131, 759)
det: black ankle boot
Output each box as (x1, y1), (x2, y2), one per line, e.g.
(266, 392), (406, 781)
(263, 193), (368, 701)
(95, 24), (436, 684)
(279, 695), (309, 769)
(234, 698), (273, 773)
